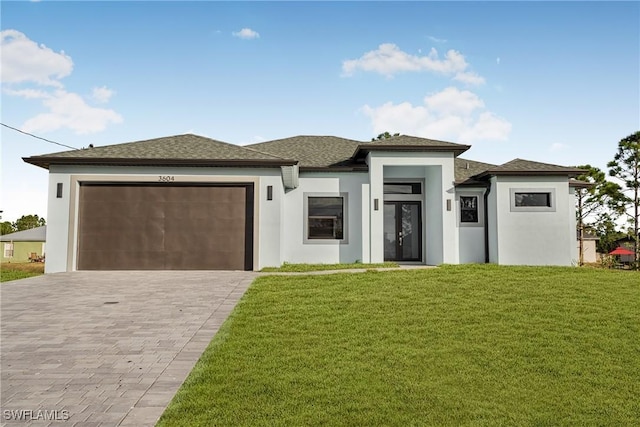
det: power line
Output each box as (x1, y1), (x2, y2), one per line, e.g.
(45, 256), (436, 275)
(1, 122), (79, 150)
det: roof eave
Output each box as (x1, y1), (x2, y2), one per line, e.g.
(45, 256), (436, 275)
(299, 165), (368, 172)
(475, 169), (587, 179)
(569, 180), (595, 188)
(22, 157), (298, 169)
(352, 144), (471, 160)
(454, 179), (490, 187)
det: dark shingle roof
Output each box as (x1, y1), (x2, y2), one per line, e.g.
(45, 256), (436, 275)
(354, 135), (470, 159)
(476, 158), (586, 177)
(454, 158), (497, 184)
(23, 133), (583, 182)
(247, 136), (362, 169)
(0, 226), (46, 242)
(23, 134), (295, 169)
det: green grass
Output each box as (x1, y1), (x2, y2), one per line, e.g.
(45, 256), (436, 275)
(158, 265), (639, 426)
(0, 262), (45, 282)
(261, 261), (399, 272)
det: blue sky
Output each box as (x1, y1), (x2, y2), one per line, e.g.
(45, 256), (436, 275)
(1, 1), (638, 222)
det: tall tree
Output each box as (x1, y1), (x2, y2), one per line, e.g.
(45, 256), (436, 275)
(1, 221), (15, 235)
(574, 165), (625, 265)
(371, 131), (400, 141)
(591, 214), (626, 253)
(607, 131), (640, 265)
(13, 214), (46, 231)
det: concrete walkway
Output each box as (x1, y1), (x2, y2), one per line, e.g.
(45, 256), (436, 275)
(1, 271), (256, 426)
(260, 264), (436, 275)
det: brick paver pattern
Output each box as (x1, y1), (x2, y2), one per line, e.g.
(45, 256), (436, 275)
(1, 271), (256, 426)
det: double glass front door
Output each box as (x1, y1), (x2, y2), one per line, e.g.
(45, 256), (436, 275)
(384, 201), (422, 261)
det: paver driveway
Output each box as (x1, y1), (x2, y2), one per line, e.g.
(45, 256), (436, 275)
(1, 271), (257, 426)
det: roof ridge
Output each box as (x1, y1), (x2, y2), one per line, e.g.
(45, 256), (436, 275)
(248, 135), (364, 146)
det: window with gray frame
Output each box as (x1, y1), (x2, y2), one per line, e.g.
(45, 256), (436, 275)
(514, 192), (551, 207)
(307, 196), (344, 240)
(510, 188), (556, 212)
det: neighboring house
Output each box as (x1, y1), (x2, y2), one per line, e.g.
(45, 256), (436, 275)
(0, 226), (46, 263)
(577, 230), (599, 263)
(612, 236), (637, 264)
(23, 134), (585, 273)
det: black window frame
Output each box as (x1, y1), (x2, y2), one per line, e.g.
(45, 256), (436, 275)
(460, 196), (479, 223)
(383, 182), (422, 195)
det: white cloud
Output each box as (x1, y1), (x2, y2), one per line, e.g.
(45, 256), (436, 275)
(2, 30), (122, 135)
(3, 88), (49, 99)
(91, 86), (114, 103)
(454, 71), (486, 85)
(496, 57), (501, 65)
(232, 28), (260, 40)
(459, 112), (512, 143)
(0, 29), (73, 87)
(428, 36), (447, 43)
(424, 87), (485, 116)
(20, 90), (122, 135)
(362, 87), (511, 143)
(342, 43), (484, 85)
(550, 142), (568, 152)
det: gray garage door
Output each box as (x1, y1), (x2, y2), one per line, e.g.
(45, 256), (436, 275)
(77, 183), (253, 270)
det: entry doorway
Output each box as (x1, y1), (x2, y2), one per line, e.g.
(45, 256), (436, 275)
(384, 201), (422, 262)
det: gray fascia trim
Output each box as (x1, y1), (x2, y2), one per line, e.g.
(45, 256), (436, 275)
(475, 169), (586, 179)
(299, 165), (369, 172)
(352, 144), (471, 160)
(22, 157), (298, 169)
(569, 180), (594, 188)
(454, 179), (490, 187)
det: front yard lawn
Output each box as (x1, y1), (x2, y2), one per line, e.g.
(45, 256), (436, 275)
(261, 261), (399, 272)
(158, 265), (639, 426)
(0, 262), (45, 282)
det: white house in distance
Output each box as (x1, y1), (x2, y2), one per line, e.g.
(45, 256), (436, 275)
(23, 134), (584, 273)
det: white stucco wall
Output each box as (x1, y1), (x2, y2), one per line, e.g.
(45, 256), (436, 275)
(44, 165), (284, 272)
(568, 187), (578, 264)
(456, 188), (486, 264)
(492, 176), (575, 266)
(281, 172), (368, 264)
(487, 177), (500, 263)
(45, 174), (72, 273)
(367, 151), (457, 265)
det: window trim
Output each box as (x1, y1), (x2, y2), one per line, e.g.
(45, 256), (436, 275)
(303, 192), (349, 244)
(383, 178), (424, 202)
(383, 182), (422, 195)
(509, 188), (556, 212)
(4, 242), (14, 258)
(457, 192), (484, 227)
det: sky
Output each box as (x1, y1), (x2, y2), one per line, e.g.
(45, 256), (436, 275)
(1, 1), (638, 223)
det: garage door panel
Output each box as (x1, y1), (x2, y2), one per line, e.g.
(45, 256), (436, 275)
(78, 184), (252, 270)
(80, 250), (166, 270)
(164, 252), (244, 270)
(164, 249), (245, 270)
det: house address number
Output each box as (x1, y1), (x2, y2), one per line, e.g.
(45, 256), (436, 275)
(158, 176), (175, 182)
